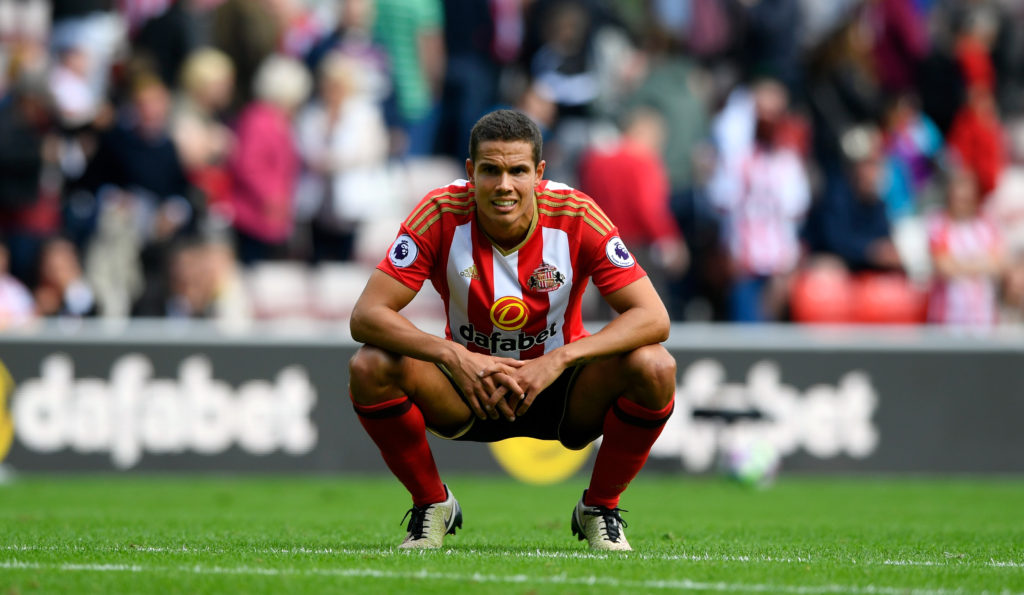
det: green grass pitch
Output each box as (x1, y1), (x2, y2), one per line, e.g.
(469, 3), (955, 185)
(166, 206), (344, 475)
(1, 474), (1022, 594)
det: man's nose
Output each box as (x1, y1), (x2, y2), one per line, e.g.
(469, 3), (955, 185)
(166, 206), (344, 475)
(497, 172), (513, 190)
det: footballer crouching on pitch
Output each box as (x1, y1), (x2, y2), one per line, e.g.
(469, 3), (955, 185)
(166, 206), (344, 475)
(348, 109), (676, 551)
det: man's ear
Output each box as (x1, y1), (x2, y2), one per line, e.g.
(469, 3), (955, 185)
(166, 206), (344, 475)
(465, 158), (475, 183)
(535, 159), (546, 181)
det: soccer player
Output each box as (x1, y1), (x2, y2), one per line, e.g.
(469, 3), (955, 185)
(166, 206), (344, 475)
(349, 109), (676, 551)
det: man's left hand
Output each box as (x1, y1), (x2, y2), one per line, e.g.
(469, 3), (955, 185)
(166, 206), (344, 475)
(487, 355), (566, 418)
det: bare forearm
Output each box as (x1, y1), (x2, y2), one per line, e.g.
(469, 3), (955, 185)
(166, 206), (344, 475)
(351, 305), (459, 367)
(551, 307), (670, 368)
(936, 255), (1005, 278)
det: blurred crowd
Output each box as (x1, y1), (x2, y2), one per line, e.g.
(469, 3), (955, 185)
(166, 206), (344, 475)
(2, 0), (1024, 328)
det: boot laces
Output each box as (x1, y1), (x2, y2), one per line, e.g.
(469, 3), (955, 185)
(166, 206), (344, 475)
(401, 505), (430, 540)
(585, 506), (628, 542)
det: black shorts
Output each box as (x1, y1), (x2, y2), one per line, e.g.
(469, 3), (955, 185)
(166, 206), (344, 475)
(430, 363), (584, 444)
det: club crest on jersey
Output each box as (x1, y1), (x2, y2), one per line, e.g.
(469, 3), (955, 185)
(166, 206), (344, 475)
(527, 262), (566, 293)
(605, 236), (635, 268)
(389, 234), (418, 268)
(489, 296), (529, 331)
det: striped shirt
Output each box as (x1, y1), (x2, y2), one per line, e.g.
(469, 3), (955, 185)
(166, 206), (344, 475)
(927, 213), (1003, 326)
(372, 0), (443, 121)
(377, 179), (647, 359)
(710, 146), (810, 276)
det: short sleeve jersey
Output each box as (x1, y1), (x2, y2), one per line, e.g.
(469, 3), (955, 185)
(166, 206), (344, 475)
(926, 212), (1002, 325)
(377, 179), (647, 359)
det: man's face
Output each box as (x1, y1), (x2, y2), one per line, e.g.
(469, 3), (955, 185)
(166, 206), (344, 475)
(135, 84), (170, 137)
(466, 140), (545, 242)
(853, 156), (883, 200)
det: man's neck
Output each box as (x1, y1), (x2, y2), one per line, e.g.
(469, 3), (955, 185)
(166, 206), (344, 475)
(479, 201), (538, 254)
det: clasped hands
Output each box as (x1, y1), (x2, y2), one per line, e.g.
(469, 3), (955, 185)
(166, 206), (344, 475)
(453, 350), (564, 423)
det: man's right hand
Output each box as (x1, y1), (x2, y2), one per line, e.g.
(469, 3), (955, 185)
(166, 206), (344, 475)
(448, 347), (525, 422)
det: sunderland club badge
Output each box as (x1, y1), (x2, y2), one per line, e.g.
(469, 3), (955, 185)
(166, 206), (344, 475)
(527, 262), (566, 293)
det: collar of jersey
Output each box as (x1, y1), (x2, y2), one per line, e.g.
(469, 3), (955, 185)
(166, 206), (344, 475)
(476, 193), (539, 256)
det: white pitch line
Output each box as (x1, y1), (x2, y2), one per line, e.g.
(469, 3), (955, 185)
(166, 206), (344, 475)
(4, 544), (1023, 569)
(0, 559), (1012, 595)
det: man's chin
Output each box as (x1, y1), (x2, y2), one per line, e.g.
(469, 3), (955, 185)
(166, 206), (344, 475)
(482, 207), (522, 222)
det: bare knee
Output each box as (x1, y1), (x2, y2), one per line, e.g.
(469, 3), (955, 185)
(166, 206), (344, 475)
(348, 345), (405, 405)
(621, 345), (676, 409)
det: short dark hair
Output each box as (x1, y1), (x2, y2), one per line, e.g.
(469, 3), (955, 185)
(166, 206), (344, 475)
(468, 109), (543, 165)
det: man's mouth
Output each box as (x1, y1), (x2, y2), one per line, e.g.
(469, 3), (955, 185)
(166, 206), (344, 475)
(492, 198), (517, 212)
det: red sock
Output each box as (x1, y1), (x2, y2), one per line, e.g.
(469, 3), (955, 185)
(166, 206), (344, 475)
(353, 395), (446, 507)
(586, 396), (674, 509)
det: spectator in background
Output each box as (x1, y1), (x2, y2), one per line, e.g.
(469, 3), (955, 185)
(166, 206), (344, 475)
(264, 0), (324, 59)
(529, 1), (597, 119)
(930, 0), (1023, 114)
(132, 237), (214, 318)
(373, 0), (445, 156)
(33, 235), (97, 317)
(880, 93), (943, 221)
(211, 0), (281, 115)
(226, 54), (310, 265)
(914, 21), (967, 138)
(80, 75), (194, 231)
(626, 51), (709, 200)
(803, 126), (903, 274)
(295, 51), (390, 262)
(0, 238), (36, 328)
(47, 41), (101, 129)
(737, 0), (804, 92)
(49, 0), (123, 102)
(0, 72), (62, 287)
(946, 10), (1005, 199)
(527, 0), (642, 184)
(78, 74), (196, 312)
(435, 0), (502, 159)
(669, 143), (728, 322)
(578, 105), (688, 307)
(78, 75), (193, 317)
(709, 78), (810, 322)
(204, 235), (251, 326)
(130, 0), (202, 90)
(863, 0), (929, 95)
(306, 0), (391, 105)
(999, 252), (1024, 325)
(171, 48), (236, 222)
(927, 165), (1004, 326)
(132, 235), (253, 323)
(988, 117), (1024, 258)
(798, 126), (927, 325)
(805, 8), (884, 167)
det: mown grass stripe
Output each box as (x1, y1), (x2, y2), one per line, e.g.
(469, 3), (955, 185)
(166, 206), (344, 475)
(0, 560), (1003, 595)
(4, 544), (1021, 569)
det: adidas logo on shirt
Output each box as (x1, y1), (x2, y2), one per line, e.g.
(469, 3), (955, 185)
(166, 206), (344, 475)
(460, 264), (480, 280)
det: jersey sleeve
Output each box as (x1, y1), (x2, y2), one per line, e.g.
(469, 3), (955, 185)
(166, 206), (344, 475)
(377, 191), (446, 291)
(376, 223), (436, 291)
(580, 202), (648, 296)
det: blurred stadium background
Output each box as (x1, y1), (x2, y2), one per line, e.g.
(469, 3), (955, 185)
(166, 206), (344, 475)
(0, 0), (1022, 471)
(1, 1), (1023, 591)
(2, 0), (1024, 509)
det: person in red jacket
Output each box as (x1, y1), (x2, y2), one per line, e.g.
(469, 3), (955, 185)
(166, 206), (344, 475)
(578, 106), (689, 306)
(947, 11), (1005, 198)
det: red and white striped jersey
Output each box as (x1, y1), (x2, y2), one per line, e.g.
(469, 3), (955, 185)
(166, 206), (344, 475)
(710, 147), (810, 276)
(377, 179), (647, 359)
(927, 212), (1003, 326)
